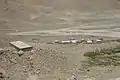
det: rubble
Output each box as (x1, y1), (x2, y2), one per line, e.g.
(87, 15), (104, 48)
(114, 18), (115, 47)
(18, 50), (24, 56)
(26, 75), (39, 80)
(0, 46), (67, 80)
(10, 58), (17, 64)
(0, 48), (4, 55)
(0, 72), (3, 79)
(67, 74), (78, 80)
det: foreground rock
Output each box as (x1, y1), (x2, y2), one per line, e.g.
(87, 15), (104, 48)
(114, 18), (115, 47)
(0, 46), (67, 80)
(10, 41), (33, 50)
(18, 50), (24, 56)
(0, 48), (4, 55)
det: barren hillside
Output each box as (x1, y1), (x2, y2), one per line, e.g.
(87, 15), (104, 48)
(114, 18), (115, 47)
(7, 0), (120, 11)
(0, 0), (120, 47)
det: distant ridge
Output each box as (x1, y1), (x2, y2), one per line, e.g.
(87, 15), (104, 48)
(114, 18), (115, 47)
(11, 0), (120, 11)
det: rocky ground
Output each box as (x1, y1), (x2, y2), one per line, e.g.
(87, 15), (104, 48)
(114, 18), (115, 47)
(0, 42), (120, 80)
(0, 45), (67, 80)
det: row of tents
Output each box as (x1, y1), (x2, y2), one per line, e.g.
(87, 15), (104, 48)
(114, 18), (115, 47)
(53, 38), (103, 44)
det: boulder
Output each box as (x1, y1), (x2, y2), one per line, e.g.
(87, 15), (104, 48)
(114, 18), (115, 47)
(10, 41), (32, 50)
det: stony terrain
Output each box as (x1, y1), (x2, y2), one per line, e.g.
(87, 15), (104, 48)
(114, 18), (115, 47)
(0, 46), (67, 80)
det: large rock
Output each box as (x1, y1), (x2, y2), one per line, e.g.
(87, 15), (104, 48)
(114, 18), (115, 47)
(0, 48), (4, 55)
(18, 50), (24, 56)
(10, 41), (33, 50)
